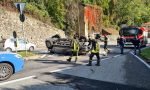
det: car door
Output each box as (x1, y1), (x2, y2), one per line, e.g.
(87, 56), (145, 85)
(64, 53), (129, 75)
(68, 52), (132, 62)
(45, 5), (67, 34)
(17, 39), (26, 51)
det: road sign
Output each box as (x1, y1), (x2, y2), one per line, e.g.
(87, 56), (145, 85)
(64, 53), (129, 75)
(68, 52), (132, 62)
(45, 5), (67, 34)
(20, 14), (25, 22)
(14, 3), (26, 15)
(13, 31), (17, 38)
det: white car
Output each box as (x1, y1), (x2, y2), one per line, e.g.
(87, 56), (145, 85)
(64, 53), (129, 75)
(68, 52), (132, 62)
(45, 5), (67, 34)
(4, 38), (36, 52)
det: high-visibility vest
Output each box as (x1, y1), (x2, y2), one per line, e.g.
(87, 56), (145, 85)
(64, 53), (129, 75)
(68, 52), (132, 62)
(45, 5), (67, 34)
(72, 39), (79, 52)
(91, 42), (100, 53)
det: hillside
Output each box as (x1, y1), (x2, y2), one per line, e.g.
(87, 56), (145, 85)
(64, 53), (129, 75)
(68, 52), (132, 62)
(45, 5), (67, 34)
(0, 6), (65, 48)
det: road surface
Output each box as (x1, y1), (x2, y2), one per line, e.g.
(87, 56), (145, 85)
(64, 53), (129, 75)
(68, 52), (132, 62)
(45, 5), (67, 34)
(0, 45), (150, 90)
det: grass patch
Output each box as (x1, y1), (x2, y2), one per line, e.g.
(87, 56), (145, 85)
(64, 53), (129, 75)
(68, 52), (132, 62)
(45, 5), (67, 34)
(17, 51), (37, 57)
(140, 47), (150, 62)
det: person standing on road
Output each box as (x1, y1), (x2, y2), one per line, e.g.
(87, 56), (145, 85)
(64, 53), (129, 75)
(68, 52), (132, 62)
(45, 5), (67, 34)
(103, 34), (110, 53)
(119, 36), (125, 54)
(67, 34), (80, 62)
(117, 37), (120, 46)
(131, 35), (141, 55)
(87, 35), (100, 66)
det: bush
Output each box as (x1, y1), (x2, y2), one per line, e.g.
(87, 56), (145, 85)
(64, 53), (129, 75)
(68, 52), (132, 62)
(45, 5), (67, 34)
(140, 47), (150, 62)
(25, 3), (50, 23)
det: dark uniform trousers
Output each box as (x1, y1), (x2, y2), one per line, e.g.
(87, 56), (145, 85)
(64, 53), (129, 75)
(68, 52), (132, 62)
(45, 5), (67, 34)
(89, 52), (100, 65)
(134, 45), (141, 55)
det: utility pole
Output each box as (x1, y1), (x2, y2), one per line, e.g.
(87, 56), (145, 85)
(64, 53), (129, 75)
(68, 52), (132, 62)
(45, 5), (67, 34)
(14, 2), (26, 57)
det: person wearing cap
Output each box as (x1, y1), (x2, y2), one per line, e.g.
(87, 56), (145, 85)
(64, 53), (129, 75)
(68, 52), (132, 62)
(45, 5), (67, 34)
(87, 34), (100, 66)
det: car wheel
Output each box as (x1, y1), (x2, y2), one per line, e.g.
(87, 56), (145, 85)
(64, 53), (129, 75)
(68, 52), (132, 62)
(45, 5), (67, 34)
(46, 41), (53, 49)
(0, 63), (13, 81)
(5, 48), (12, 52)
(29, 46), (34, 51)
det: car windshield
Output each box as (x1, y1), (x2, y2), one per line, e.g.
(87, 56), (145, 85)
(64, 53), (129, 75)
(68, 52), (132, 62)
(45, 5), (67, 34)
(18, 39), (27, 44)
(120, 28), (139, 36)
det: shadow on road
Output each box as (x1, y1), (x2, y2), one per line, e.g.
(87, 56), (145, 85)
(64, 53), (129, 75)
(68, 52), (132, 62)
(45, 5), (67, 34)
(1, 72), (149, 90)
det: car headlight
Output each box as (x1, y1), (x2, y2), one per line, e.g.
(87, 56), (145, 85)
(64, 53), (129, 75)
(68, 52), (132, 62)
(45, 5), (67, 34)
(15, 54), (23, 59)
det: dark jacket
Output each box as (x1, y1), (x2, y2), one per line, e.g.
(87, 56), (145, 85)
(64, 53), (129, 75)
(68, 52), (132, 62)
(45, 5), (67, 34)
(104, 36), (108, 44)
(131, 38), (140, 46)
(119, 38), (125, 46)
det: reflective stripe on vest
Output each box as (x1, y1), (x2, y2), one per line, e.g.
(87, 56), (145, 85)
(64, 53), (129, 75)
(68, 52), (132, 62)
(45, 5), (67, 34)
(91, 42), (99, 53)
(73, 40), (79, 51)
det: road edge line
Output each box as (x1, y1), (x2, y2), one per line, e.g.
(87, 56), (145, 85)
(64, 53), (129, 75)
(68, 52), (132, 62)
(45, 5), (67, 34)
(0, 75), (36, 86)
(130, 52), (150, 69)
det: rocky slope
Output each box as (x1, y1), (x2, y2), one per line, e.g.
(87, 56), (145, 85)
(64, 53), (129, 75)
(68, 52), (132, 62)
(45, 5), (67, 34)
(0, 7), (65, 48)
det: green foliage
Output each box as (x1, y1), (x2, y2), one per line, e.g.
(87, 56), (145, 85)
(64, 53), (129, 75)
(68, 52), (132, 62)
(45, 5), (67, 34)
(2, 0), (150, 31)
(140, 47), (150, 62)
(25, 2), (50, 23)
(46, 0), (65, 29)
(18, 51), (36, 57)
(112, 0), (150, 27)
(63, 0), (80, 36)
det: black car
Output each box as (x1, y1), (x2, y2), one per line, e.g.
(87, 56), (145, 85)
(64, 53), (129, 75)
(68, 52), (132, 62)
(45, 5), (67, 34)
(45, 35), (89, 55)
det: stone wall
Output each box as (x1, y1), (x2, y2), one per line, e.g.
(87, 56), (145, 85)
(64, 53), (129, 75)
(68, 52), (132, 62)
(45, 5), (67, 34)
(0, 8), (65, 48)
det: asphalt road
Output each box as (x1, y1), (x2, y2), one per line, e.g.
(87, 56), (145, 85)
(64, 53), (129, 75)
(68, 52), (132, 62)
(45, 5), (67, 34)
(0, 45), (150, 90)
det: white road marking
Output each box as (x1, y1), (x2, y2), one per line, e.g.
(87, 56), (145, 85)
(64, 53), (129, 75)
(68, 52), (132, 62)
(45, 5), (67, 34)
(40, 54), (47, 58)
(0, 54), (122, 85)
(50, 67), (72, 73)
(130, 52), (150, 69)
(50, 54), (122, 73)
(113, 54), (121, 58)
(0, 75), (36, 86)
(91, 54), (121, 64)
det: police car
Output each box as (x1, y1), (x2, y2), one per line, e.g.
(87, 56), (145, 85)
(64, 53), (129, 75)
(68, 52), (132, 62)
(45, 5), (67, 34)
(0, 52), (24, 81)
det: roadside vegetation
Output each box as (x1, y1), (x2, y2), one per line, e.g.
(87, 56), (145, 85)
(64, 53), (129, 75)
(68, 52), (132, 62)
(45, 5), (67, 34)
(17, 51), (36, 57)
(1, 0), (150, 35)
(140, 47), (150, 62)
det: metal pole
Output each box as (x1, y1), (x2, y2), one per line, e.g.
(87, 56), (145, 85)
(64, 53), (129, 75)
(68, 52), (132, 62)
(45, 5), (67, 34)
(77, 3), (80, 37)
(22, 22), (27, 58)
(15, 39), (17, 53)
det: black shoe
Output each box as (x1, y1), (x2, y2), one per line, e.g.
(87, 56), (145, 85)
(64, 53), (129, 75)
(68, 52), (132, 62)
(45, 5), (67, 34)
(67, 58), (71, 62)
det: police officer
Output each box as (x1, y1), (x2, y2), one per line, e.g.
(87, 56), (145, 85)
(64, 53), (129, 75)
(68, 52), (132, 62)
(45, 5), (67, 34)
(67, 35), (80, 62)
(131, 35), (141, 55)
(87, 34), (100, 66)
(119, 36), (125, 54)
